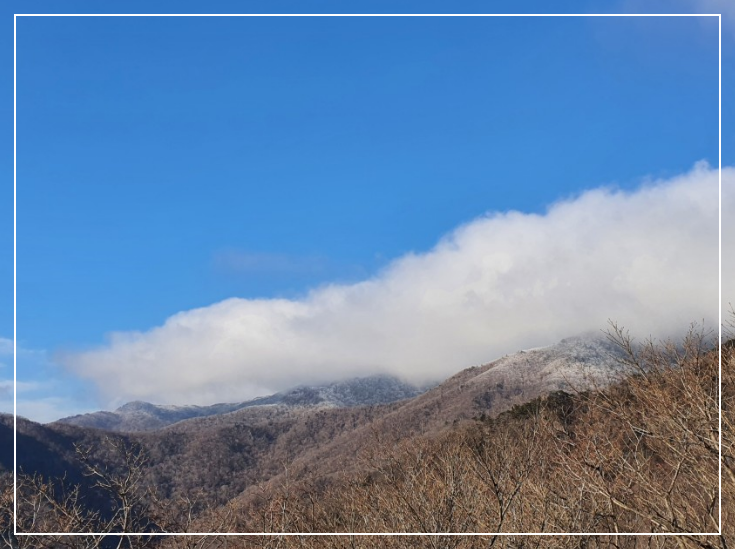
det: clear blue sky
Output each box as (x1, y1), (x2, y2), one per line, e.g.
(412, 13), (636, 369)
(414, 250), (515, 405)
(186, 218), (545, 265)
(2, 1), (730, 421)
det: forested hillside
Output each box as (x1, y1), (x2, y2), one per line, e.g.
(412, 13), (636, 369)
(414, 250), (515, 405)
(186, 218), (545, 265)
(1, 324), (731, 548)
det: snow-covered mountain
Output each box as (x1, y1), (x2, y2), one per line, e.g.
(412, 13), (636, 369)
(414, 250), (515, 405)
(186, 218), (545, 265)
(55, 374), (425, 432)
(55, 332), (627, 433)
(350, 331), (630, 436)
(470, 332), (629, 395)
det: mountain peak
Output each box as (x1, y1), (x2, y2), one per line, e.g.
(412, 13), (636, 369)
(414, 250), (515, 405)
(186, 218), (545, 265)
(116, 400), (158, 413)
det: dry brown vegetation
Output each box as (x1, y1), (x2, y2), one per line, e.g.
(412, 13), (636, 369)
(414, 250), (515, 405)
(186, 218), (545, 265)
(1, 322), (732, 548)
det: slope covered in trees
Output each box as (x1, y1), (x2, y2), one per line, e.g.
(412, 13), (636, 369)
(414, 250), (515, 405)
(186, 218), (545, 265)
(1, 324), (731, 548)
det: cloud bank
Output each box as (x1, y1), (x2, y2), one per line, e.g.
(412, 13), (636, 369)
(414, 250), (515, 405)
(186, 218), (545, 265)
(61, 163), (731, 407)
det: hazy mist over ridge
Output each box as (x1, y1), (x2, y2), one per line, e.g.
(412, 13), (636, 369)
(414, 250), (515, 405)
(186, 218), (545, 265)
(59, 163), (731, 407)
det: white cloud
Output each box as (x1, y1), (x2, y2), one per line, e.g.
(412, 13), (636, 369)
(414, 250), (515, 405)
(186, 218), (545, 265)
(0, 377), (100, 423)
(0, 396), (95, 425)
(0, 380), (76, 424)
(59, 163), (731, 407)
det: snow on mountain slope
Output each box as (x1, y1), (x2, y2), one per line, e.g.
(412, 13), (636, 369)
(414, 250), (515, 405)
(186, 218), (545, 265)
(471, 333), (627, 393)
(55, 375), (424, 432)
(55, 332), (625, 433)
(347, 331), (629, 439)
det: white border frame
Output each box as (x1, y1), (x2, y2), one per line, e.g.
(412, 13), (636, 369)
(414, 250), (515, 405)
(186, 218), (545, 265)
(12, 12), (723, 539)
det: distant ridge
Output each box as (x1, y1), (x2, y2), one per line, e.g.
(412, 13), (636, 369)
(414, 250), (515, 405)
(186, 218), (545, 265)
(55, 374), (425, 432)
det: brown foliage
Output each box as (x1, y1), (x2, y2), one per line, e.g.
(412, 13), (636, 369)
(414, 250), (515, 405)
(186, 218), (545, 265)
(226, 322), (732, 548)
(1, 321), (732, 549)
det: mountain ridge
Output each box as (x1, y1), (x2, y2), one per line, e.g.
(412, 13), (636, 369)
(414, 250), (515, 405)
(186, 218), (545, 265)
(55, 374), (426, 432)
(2, 331), (630, 509)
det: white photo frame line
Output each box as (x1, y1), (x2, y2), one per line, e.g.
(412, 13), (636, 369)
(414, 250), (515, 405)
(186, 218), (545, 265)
(12, 11), (724, 538)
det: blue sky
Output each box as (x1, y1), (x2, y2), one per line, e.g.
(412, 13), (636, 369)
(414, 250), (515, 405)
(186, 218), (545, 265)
(3, 1), (732, 421)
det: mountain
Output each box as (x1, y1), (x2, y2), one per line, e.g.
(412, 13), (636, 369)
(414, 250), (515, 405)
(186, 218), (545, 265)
(6, 332), (625, 507)
(5, 328), (730, 542)
(3, 332), (628, 506)
(55, 374), (426, 432)
(222, 331), (628, 494)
